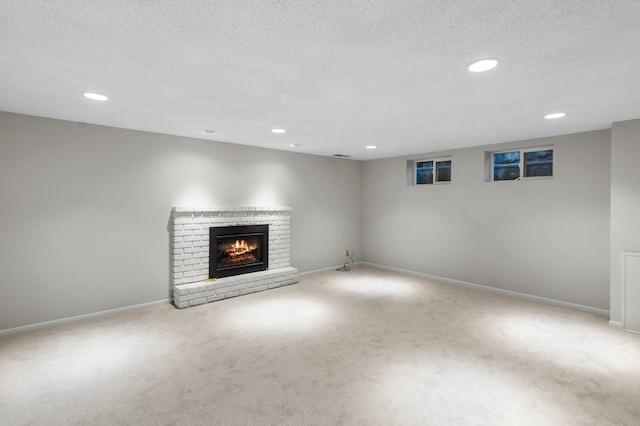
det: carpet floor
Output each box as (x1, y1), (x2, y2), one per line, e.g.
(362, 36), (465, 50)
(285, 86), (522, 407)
(1, 265), (639, 425)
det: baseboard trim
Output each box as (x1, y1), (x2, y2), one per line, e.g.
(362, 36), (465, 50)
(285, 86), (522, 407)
(609, 321), (622, 329)
(0, 299), (170, 338)
(362, 262), (610, 318)
(2, 262), (610, 336)
(298, 262), (365, 276)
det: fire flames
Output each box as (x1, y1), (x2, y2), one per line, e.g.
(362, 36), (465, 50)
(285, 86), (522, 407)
(217, 239), (258, 266)
(228, 239), (256, 258)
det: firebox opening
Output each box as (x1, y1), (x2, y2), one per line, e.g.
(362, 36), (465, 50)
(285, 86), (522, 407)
(217, 234), (262, 268)
(209, 224), (269, 278)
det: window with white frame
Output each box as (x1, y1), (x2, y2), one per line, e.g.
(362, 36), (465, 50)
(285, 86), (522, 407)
(492, 147), (553, 181)
(415, 157), (451, 184)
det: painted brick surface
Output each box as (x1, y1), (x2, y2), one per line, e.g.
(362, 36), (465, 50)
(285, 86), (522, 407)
(170, 206), (297, 308)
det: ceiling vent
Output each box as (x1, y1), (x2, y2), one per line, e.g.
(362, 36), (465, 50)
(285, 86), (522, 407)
(333, 154), (351, 158)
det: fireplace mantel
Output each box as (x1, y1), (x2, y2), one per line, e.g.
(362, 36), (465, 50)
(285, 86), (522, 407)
(171, 206), (298, 308)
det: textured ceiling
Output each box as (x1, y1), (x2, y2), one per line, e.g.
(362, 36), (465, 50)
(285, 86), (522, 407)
(1, 1), (640, 160)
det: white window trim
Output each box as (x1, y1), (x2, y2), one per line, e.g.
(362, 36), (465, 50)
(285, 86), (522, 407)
(491, 146), (553, 182)
(415, 156), (452, 185)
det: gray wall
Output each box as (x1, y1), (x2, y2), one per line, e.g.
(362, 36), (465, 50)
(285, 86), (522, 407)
(610, 119), (640, 323)
(0, 112), (362, 330)
(362, 130), (611, 311)
(0, 110), (624, 331)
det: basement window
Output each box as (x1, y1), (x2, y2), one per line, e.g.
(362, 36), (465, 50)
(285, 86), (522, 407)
(409, 157), (451, 185)
(491, 147), (553, 181)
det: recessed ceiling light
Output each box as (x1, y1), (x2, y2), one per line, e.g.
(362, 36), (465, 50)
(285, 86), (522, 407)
(271, 128), (286, 134)
(290, 144), (300, 148)
(466, 59), (499, 73)
(366, 145), (377, 149)
(83, 92), (109, 101)
(202, 130), (216, 134)
(544, 112), (566, 119)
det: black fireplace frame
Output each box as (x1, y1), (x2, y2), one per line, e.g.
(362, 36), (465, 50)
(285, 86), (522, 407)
(209, 224), (269, 278)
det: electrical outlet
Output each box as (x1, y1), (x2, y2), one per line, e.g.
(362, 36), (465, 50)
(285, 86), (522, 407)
(345, 249), (350, 256)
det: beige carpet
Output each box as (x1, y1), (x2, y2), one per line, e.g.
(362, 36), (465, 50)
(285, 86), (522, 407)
(1, 265), (639, 425)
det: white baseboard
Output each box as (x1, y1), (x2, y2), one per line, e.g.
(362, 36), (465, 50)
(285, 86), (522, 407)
(609, 321), (622, 329)
(0, 299), (170, 338)
(2, 262), (359, 336)
(298, 261), (364, 276)
(2, 262), (611, 336)
(362, 262), (610, 318)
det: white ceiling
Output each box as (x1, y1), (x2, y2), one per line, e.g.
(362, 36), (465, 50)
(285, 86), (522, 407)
(2, 1), (640, 160)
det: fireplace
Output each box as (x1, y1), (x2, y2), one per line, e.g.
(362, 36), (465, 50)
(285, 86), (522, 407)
(209, 224), (269, 278)
(172, 206), (297, 309)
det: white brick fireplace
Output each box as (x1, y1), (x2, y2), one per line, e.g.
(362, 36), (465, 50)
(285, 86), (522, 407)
(171, 206), (298, 308)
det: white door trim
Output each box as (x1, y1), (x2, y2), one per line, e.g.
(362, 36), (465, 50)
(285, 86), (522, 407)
(621, 251), (640, 333)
